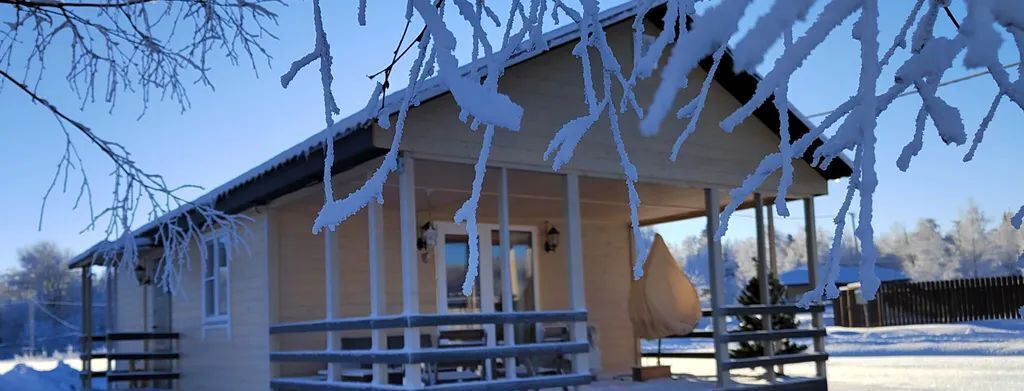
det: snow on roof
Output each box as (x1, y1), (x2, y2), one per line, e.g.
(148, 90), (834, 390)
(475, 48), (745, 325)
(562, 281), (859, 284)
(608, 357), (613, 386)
(71, 1), (850, 267)
(69, 2), (649, 267)
(779, 264), (910, 286)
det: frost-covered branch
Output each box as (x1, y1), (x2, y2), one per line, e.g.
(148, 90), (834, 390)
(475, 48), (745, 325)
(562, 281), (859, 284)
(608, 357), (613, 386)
(313, 0), (1024, 309)
(2, 0), (279, 288)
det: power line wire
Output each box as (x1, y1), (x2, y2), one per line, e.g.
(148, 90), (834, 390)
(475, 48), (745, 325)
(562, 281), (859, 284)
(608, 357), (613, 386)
(807, 6), (1018, 120)
(806, 61), (1021, 119)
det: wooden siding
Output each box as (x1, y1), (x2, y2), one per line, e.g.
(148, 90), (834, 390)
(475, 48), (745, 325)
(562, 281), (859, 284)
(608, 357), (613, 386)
(113, 260), (146, 356)
(173, 212), (272, 391)
(106, 16), (839, 388)
(377, 22), (827, 196)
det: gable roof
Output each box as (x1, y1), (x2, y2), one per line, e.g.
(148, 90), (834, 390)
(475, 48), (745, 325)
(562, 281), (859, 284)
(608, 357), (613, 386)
(70, 1), (851, 268)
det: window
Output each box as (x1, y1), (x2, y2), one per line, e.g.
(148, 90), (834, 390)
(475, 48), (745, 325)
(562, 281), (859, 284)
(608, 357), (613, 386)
(203, 235), (230, 325)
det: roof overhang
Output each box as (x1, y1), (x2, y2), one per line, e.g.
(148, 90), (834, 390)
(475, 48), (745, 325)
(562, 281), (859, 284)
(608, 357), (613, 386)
(70, 1), (851, 268)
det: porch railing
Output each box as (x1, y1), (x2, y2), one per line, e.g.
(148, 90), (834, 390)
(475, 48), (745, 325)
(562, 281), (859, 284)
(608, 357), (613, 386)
(269, 310), (591, 390)
(643, 305), (828, 389)
(81, 332), (181, 388)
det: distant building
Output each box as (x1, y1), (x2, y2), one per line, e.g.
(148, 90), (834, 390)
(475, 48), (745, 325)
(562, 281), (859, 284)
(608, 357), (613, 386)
(779, 265), (910, 302)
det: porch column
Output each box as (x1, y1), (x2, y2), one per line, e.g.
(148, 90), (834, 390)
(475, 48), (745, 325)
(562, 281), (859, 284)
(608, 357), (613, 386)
(704, 188), (730, 388)
(803, 197), (827, 378)
(106, 265), (114, 336)
(398, 154), (424, 387)
(368, 199), (388, 384)
(497, 168), (516, 379)
(81, 266), (93, 390)
(754, 194), (776, 382)
(767, 204), (779, 279)
(481, 170), (497, 379)
(324, 224), (339, 381)
(563, 173), (589, 375)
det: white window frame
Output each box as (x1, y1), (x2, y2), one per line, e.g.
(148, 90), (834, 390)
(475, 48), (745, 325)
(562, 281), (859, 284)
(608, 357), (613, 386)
(433, 222), (541, 317)
(201, 233), (231, 328)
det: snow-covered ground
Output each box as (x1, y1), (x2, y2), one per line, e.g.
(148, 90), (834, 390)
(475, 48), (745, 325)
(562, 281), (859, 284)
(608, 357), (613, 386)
(0, 362), (81, 391)
(2, 321), (1022, 390)
(827, 320), (1024, 356)
(628, 319), (1024, 390)
(647, 319), (1024, 357)
(0, 352), (106, 391)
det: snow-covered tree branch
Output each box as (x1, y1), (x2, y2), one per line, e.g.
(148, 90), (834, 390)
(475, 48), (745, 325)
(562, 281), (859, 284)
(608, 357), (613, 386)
(305, 0), (1024, 308)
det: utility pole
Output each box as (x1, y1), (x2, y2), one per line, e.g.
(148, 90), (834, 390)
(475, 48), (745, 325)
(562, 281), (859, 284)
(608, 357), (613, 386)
(849, 212), (860, 259)
(27, 300), (35, 354)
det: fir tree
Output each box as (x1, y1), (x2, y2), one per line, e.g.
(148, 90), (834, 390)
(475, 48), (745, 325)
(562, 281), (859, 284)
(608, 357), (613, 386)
(730, 275), (807, 359)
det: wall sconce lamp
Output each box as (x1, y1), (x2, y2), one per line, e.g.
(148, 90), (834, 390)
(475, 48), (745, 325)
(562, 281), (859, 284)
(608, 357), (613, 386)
(417, 222), (438, 251)
(134, 263), (152, 286)
(544, 222), (560, 253)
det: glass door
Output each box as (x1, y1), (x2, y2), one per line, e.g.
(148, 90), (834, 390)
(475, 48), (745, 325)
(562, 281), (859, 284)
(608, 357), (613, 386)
(434, 224), (539, 332)
(439, 233), (481, 314)
(489, 229), (539, 343)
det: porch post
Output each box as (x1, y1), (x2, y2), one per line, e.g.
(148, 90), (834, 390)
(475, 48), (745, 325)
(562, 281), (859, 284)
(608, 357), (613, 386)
(368, 199), (388, 384)
(705, 188), (730, 388)
(106, 265), (115, 376)
(324, 225), (339, 381)
(767, 204), (779, 279)
(398, 154), (424, 387)
(81, 266), (93, 390)
(564, 173), (590, 376)
(754, 193), (776, 382)
(480, 170), (497, 379)
(106, 265), (114, 335)
(803, 197), (827, 378)
(498, 167), (516, 380)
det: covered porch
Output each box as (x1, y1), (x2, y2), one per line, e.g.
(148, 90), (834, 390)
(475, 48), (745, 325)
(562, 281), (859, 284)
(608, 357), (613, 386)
(266, 154), (829, 390)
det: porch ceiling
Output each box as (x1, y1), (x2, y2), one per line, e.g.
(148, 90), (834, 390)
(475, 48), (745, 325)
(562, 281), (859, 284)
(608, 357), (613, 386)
(294, 159), (769, 225)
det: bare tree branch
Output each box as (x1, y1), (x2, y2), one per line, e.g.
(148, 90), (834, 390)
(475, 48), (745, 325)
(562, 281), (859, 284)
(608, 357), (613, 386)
(1, 0), (280, 288)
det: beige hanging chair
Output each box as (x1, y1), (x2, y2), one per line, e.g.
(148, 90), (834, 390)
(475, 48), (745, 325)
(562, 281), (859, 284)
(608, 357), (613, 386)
(629, 234), (702, 339)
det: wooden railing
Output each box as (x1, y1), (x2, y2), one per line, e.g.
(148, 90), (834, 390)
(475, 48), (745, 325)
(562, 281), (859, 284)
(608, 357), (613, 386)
(837, 275), (1024, 327)
(269, 310), (591, 390)
(643, 305), (828, 389)
(81, 332), (181, 388)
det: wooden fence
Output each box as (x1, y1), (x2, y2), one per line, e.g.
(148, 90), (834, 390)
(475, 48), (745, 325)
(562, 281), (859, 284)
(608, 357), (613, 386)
(835, 275), (1024, 327)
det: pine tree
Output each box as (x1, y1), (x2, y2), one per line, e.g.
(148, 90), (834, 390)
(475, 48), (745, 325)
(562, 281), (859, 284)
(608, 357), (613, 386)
(730, 275), (807, 359)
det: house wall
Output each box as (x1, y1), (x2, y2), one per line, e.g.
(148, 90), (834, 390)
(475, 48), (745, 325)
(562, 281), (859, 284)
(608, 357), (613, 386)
(171, 211), (272, 391)
(105, 15), (840, 388)
(267, 174), (639, 378)
(535, 219), (638, 376)
(375, 22), (828, 197)
(270, 184), (438, 378)
(112, 261), (146, 356)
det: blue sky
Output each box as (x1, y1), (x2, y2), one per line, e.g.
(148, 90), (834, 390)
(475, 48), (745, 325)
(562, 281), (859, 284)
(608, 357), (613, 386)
(1, 1), (1021, 270)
